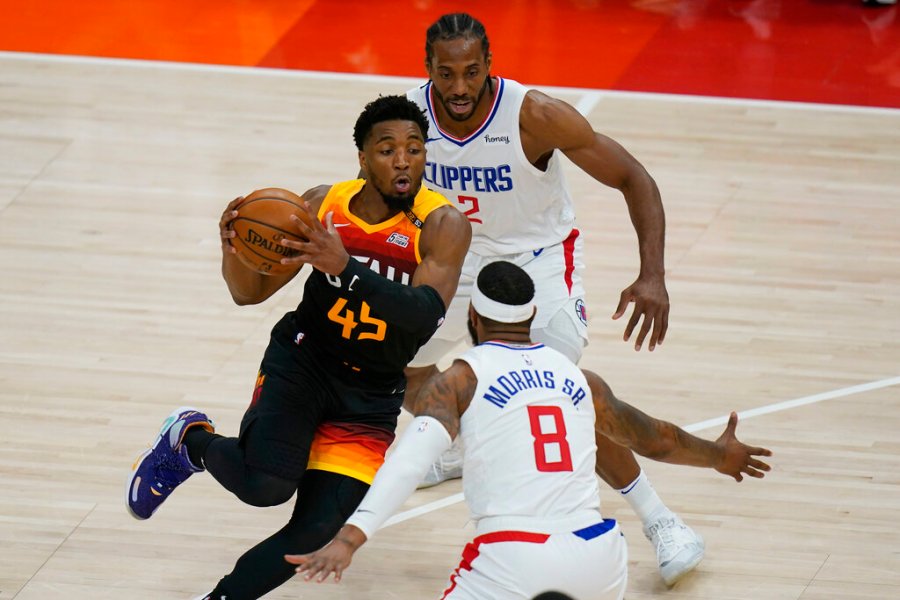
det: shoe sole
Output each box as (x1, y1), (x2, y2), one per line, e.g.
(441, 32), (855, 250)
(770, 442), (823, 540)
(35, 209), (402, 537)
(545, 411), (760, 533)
(124, 405), (200, 520)
(661, 545), (705, 586)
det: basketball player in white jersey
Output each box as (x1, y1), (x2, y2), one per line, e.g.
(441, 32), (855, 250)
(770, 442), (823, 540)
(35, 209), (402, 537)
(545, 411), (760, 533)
(286, 261), (772, 599)
(400, 13), (703, 586)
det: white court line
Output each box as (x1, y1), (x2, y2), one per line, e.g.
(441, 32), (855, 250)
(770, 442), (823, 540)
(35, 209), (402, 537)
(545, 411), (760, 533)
(574, 92), (604, 116)
(381, 375), (900, 529)
(2, 51), (898, 116)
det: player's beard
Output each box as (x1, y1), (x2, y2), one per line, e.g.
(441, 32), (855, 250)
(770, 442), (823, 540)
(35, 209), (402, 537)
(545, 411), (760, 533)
(370, 174), (419, 212)
(382, 191), (416, 213)
(434, 75), (492, 122)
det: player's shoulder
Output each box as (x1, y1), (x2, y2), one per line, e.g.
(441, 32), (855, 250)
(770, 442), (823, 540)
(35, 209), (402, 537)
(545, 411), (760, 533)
(299, 184), (331, 212)
(521, 88), (575, 122)
(418, 201), (472, 259)
(303, 180), (361, 212)
(422, 198), (469, 223)
(301, 183), (331, 201)
(421, 201), (471, 237)
(405, 82), (429, 105)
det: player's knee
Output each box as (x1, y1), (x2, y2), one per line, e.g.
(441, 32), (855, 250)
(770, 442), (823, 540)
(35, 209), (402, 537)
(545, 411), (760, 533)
(285, 473), (369, 550)
(239, 470), (297, 507)
(532, 309), (586, 364)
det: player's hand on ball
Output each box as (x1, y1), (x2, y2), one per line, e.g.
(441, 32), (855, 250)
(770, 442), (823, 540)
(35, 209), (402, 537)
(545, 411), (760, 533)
(220, 196), (243, 254)
(280, 209), (350, 276)
(714, 412), (773, 482)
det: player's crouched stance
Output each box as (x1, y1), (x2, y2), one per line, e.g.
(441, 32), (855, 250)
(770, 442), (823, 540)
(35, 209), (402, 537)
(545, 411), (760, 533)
(285, 261), (772, 599)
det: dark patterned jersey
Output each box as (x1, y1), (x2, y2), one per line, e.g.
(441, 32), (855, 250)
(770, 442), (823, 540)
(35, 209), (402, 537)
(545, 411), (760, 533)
(292, 179), (450, 387)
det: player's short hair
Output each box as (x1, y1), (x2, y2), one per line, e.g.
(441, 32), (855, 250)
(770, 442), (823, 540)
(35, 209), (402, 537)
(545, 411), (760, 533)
(425, 13), (491, 63)
(475, 261), (536, 328)
(353, 95), (429, 150)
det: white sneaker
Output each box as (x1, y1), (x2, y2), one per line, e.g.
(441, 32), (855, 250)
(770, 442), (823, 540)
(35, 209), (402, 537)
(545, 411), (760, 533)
(417, 438), (463, 489)
(643, 514), (705, 586)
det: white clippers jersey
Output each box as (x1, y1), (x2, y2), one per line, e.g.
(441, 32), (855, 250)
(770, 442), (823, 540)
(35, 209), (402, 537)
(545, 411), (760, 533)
(407, 78), (577, 256)
(457, 341), (600, 528)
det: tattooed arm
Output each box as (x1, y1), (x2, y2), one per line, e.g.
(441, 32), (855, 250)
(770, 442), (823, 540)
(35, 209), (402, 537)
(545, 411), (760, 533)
(408, 359), (478, 440)
(584, 370), (772, 482)
(286, 361), (479, 583)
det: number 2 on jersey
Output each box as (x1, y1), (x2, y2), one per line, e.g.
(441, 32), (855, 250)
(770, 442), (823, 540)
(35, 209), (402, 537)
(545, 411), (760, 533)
(457, 195), (483, 224)
(527, 405), (573, 472)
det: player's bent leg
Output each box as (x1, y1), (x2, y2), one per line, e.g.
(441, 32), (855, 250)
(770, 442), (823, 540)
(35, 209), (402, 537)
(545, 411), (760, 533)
(599, 438), (705, 585)
(535, 304), (704, 586)
(643, 511), (705, 586)
(201, 470), (369, 600)
(530, 299), (587, 365)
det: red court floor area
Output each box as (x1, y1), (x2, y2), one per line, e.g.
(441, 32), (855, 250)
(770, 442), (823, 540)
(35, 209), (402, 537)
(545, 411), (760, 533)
(1, 1), (897, 108)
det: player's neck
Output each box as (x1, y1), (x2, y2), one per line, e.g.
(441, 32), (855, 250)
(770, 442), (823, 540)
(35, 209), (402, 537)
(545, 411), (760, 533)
(350, 187), (398, 225)
(481, 328), (532, 346)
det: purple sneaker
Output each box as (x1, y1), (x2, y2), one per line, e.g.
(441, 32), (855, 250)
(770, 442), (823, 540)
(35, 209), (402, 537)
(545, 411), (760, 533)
(126, 406), (214, 520)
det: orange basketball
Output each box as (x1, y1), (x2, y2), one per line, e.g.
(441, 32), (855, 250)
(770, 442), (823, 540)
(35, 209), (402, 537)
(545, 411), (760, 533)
(230, 188), (316, 276)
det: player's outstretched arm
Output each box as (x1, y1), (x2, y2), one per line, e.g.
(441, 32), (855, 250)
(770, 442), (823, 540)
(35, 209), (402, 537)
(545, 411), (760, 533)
(285, 525), (363, 584)
(520, 91), (668, 351)
(584, 370), (772, 481)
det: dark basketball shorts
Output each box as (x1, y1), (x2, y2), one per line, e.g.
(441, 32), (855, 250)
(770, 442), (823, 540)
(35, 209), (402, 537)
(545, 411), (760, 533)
(238, 317), (403, 482)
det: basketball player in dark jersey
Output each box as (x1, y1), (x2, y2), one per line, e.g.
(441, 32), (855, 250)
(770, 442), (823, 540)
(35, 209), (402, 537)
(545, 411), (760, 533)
(125, 95), (471, 600)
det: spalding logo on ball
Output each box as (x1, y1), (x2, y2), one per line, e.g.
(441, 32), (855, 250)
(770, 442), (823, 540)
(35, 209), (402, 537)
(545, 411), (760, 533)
(230, 188), (318, 275)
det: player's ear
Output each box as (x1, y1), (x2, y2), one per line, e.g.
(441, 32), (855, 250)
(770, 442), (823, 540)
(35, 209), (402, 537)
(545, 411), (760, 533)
(485, 52), (492, 72)
(358, 150), (366, 172)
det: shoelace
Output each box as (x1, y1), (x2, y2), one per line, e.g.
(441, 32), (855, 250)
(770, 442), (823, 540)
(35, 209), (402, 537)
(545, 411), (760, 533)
(648, 518), (679, 553)
(155, 449), (193, 489)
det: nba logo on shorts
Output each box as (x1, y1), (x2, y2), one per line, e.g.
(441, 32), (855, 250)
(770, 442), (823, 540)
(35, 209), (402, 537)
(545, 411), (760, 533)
(575, 299), (588, 325)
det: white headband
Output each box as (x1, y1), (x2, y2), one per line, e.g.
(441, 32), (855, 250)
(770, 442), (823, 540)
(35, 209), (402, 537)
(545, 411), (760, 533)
(471, 283), (536, 323)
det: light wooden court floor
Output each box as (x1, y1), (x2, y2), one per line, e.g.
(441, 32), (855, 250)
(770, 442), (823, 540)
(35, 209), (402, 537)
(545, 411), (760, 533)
(0, 53), (898, 599)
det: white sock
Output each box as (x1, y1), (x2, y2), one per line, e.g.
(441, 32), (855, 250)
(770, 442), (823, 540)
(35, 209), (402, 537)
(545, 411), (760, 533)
(617, 469), (670, 526)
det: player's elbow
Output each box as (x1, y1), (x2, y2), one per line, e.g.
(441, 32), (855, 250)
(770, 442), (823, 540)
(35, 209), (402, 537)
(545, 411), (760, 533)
(620, 163), (658, 198)
(231, 294), (262, 306)
(401, 285), (447, 335)
(227, 285), (269, 306)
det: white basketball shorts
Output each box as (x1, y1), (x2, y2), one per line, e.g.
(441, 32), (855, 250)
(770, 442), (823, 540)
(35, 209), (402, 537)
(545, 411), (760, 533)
(411, 228), (588, 367)
(439, 519), (627, 600)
